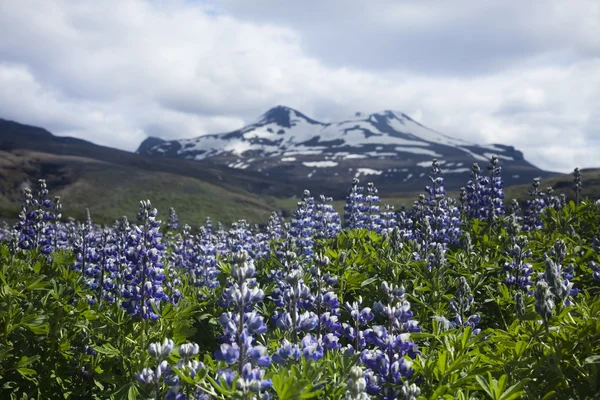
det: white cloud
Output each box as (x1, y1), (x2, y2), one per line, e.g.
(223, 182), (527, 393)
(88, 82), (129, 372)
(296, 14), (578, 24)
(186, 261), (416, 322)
(0, 0), (598, 172)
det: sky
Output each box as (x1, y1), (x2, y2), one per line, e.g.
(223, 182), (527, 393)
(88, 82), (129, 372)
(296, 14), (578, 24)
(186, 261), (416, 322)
(1, 0), (599, 173)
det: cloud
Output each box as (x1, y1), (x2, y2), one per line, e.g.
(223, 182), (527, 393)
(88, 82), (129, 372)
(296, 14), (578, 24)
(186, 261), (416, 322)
(0, 0), (599, 173)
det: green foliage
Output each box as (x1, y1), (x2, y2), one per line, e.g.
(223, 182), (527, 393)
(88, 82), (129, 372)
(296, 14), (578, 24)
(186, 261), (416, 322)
(1, 200), (600, 399)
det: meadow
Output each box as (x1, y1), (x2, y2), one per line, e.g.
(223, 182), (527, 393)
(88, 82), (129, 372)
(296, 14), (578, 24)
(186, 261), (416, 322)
(1, 157), (599, 400)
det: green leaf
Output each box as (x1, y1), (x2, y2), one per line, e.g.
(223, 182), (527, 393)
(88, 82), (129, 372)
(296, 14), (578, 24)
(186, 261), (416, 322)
(17, 367), (36, 377)
(585, 355), (600, 364)
(476, 373), (494, 399)
(128, 385), (138, 400)
(94, 380), (104, 391)
(499, 382), (526, 400)
(360, 277), (378, 287)
(82, 310), (98, 321)
(24, 321), (50, 335)
(95, 343), (120, 357)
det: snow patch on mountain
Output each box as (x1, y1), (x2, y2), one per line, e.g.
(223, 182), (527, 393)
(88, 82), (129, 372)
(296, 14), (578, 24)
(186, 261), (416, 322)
(303, 161), (338, 168)
(355, 168), (383, 177)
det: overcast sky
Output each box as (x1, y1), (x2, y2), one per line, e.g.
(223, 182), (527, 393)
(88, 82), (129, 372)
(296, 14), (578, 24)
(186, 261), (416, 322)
(1, 0), (599, 172)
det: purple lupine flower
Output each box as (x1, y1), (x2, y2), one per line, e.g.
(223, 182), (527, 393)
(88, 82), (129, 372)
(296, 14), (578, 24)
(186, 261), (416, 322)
(589, 261), (600, 281)
(271, 339), (302, 364)
(380, 203), (398, 233)
(215, 249), (271, 387)
(534, 280), (554, 321)
(314, 195), (342, 239)
(542, 253), (576, 306)
(14, 180), (55, 252)
(573, 167), (582, 206)
(415, 159), (462, 254)
(344, 296), (374, 352)
(449, 276), (481, 334)
(360, 281), (420, 399)
(288, 190), (317, 258)
(344, 178), (367, 229)
(523, 178), (546, 231)
(266, 211), (283, 241)
(364, 182), (383, 233)
(166, 207), (179, 231)
(309, 254), (341, 343)
(464, 156), (505, 223)
(120, 200), (167, 320)
(503, 236), (534, 293)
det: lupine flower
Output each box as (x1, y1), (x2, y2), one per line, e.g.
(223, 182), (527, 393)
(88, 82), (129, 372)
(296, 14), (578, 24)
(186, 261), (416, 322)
(166, 207), (179, 231)
(121, 200), (167, 321)
(400, 381), (421, 400)
(314, 195), (342, 239)
(149, 338), (175, 361)
(270, 253), (319, 346)
(589, 261), (600, 281)
(266, 212), (283, 241)
(504, 236), (534, 293)
(271, 339), (302, 364)
(344, 296), (374, 352)
(523, 178), (546, 231)
(287, 190), (317, 259)
(309, 254), (341, 344)
(534, 280), (554, 321)
(416, 159), (462, 252)
(573, 167), (582, 205)
(14, 180), (55, 252)
(344, 178), (367, 229)
(361, 282), (420, 398)
(137, 338), (204, 400)
(449, 277), (481, 335)
(543, 255), (576, 306)
(215, 250), (271, 392)
(345, 366), (370, 400)
(465, 156), (505, 222)
(363, 182), (383, 232)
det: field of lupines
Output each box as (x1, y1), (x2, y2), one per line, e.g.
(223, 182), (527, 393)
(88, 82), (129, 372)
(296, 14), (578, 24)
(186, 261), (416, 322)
(1, 156), (599, 400)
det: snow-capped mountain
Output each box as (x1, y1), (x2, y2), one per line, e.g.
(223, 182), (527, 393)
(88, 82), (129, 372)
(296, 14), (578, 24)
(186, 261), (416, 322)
(137, 106), (554, 195)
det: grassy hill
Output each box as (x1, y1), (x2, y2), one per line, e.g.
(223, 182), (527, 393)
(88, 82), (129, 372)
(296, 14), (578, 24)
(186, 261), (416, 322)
(3, 149), (598, 228)
(0, 150), (290, 226)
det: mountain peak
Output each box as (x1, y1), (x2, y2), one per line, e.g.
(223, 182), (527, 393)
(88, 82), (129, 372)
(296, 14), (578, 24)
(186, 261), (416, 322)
(257, 106), (323, 128)
(136, 136), (166, 154)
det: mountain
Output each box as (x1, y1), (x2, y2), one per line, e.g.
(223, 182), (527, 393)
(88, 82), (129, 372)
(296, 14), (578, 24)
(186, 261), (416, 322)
(0, 118), (303, 224)
(137, 106), (558, 194)
(0, 116), (593, 226)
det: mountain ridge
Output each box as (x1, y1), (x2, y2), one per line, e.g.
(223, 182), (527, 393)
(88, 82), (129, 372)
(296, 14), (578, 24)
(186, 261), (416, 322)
(137, 105), (553, 194)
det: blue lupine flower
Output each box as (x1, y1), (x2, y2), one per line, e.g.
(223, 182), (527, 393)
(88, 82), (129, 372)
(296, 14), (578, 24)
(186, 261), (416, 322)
(359, 281), (420, 399)
(271, 339), (302, 364)
(573, 167), (582, 205)
(504, 236), (534, 293)
(465, 156), (505, 222)
(590, 259), (600, 281)
(215, 343), (241, 365)
(288, 190), (317, 258)
(120, 200), (168, 320)
(523, 178), (546, 231)
(166, 207), (179, 231)
(344, 178), (367, 229)
(534, 280), (554, 321)
(345, 365), (370, 400)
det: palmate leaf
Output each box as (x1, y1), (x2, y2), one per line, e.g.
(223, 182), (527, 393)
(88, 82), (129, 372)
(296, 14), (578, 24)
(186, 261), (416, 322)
(271, 364), (324, 400)
(476, 372), (526, 400)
